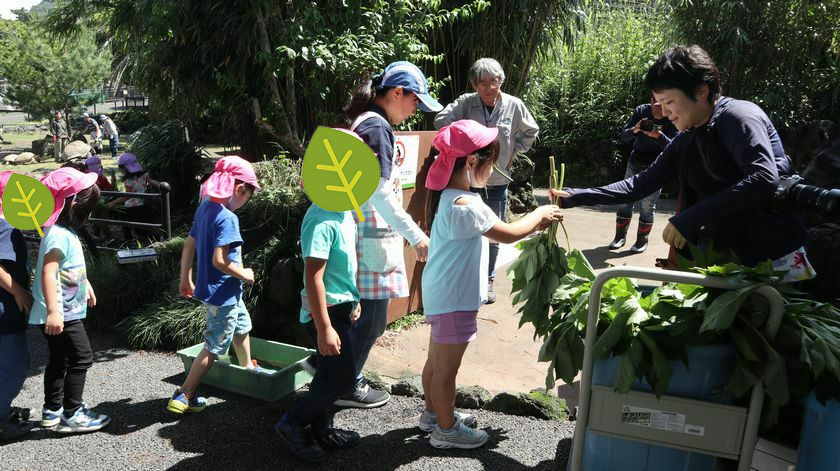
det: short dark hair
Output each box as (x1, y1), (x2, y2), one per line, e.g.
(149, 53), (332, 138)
(645, 45), (721, 103)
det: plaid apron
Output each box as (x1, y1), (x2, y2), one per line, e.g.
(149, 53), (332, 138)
(351, 112), (409, 300)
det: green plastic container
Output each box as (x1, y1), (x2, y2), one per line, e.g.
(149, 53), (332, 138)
(177, 337), (314, 401)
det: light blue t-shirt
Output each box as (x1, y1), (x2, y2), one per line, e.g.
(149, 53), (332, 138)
(189, 201), (243, 307)
(299, 204), (359, 324)
(30, 225), (89, 325)
(422, 189), (499, 315)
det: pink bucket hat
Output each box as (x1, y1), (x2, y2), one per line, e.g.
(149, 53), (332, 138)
(426, 120), (498, 191)
(117, 153), (143, 173)
(201, 156), (262, 199)
(85, 155), (104, 176)
(40, 167), (99, 226)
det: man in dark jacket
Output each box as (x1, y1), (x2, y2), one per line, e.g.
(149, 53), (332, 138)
(552, 45), (814, 280)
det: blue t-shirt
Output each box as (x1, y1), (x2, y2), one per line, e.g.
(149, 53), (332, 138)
(299, 204), (359, 324)
(0, 218), (29, 334)
(189, 202), (244, 307)
(30, 225), (88, 325)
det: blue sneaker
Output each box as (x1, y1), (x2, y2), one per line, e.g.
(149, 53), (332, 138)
(274, 415), (325, 463)
(55, 403), (110, 433)
(166, 389), (208, 415)
(41, 406), (63, 427)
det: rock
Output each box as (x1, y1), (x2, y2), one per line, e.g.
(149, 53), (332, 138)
(510, 153), (535, 185)
(455, 385), (493, 409)
(61, 140), (92, 162)
(11, 152), (36, 164)
(483, 389), (567, 420)
(3, 154), (20, 164)
(31, 136), (51, 157)
(391, 375), (424, 398)
(509, 183), (538, 214)
(363, 371), (391, 393)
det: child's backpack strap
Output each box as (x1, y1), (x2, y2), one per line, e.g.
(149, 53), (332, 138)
(350, 111), (388, 133)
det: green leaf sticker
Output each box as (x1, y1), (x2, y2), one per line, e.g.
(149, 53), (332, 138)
(1, 172), (54, 237)
(301, 127), (380, 221)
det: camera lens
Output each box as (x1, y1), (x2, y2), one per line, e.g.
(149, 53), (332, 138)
(786, 184), (840, 217)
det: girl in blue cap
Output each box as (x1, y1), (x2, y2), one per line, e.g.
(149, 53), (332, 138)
(331, 61), (443, 408)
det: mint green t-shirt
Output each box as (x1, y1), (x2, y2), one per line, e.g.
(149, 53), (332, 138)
(30, 225), (89, 325)
(299, 204), (359, 323)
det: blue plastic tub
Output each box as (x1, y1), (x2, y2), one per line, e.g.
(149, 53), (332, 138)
(579, 344), (736, 471)
(797, 394), (840, 471)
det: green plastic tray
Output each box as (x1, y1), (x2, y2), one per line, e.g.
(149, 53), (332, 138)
(176, 337), (314, 401)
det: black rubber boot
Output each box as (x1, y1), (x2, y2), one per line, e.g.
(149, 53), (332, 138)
(608, 217), (631, 250)
(629, 222), (653, 253)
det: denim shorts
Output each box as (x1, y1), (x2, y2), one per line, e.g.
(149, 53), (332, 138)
(425, 311), (478, 344)
(204, 299), (252, 356)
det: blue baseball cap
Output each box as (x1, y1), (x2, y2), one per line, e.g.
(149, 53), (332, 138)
(376, 61), (443, 113)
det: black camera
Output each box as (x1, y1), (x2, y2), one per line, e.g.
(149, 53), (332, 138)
(774, 174), (840, 218)
(639, 120), (662, 132)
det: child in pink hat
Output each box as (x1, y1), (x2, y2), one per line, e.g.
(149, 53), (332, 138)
(168, 156), (269, 416)
(29, 168), (111, 434)
(419, 120), (563, 449)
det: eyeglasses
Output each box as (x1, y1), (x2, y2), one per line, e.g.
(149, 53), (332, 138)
(476, 78), (503, 89)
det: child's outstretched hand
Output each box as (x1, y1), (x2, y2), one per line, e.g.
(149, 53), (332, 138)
(14, 289), (33, 314)
(534, 205), (564, 225)
(86, 284), (97, 308)
(241, 268), (255, 284)
(179, 278), (195, 298)
(317, 326), (341, 356)
(45, 311), (64, 336)
(351, 303), (361, 324)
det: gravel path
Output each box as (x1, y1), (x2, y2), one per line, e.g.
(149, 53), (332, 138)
(4, 329), (574, 470)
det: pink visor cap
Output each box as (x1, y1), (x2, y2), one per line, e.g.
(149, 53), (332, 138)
(425, 120), (498, 191)
(117, 153), (144, 173)
(40, 167), (99, 226)
(201, 156), (262, 199)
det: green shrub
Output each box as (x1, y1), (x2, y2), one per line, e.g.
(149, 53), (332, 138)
(108, 110), (150, 135)
(120, 296), (206, 350)
(527, 2), (673, 187)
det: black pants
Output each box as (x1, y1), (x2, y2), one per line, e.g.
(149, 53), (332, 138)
(352, 299), (390, 380)
(287, 303), (358, 431)
(41, 320), (93, 412)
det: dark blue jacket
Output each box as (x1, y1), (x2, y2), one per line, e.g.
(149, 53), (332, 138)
(565, 97), (808, 265)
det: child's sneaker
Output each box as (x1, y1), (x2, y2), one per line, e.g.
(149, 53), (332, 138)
(55, 403), (111, 433)
(250, 359), (276, 375)
(430, 416), (488, 449)
(418, 409), (478, 433)
(274, 415), (325, 463)
(0, 412), (35, 441)
(41, 406), (63, 427)
(333, 379), (390, 408)
(314, 427), (360, 450)
(9, 407), (34, 423)
(166, 389), (208, 415)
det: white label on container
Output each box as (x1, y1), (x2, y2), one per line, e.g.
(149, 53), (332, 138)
(684, 424), (705, 436)
(621, 405), (686, 433)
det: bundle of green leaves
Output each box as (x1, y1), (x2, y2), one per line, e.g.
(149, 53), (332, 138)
(509, 235), (840, 427)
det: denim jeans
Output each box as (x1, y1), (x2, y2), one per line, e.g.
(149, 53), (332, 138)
(352, 298), (389, 381)
(471, 184), (508, 280)
(287, 303), (358, 430)
(109, 135), (119, 158)
(616, 159), (661, 224)
(0, 331), (29, 420)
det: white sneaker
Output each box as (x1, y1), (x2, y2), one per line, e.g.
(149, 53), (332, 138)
(55, 403), (110, 434)
(41, 406), (63, 427)
(429, 416), (488, 449)
(418, 409), (478, 433)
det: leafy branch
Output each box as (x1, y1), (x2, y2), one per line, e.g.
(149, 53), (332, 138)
(317, 138), (365, 222)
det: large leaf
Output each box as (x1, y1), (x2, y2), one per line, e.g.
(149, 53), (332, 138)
(593, 307), (630, 359)
(700, 285), (759, 332)
(639, 331), (673, 398)
(614, 339), (644, 394)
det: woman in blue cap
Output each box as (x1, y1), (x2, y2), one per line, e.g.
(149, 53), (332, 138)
(334, 61), (443, 409)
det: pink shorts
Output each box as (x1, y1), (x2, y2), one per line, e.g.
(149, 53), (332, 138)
(426, 311), (479, 344)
